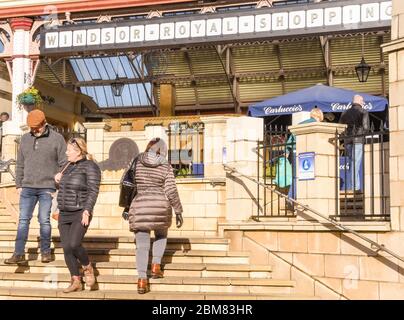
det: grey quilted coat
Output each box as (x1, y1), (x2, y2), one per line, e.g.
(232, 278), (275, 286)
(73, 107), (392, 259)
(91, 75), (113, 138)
(128, 152), (183, 232)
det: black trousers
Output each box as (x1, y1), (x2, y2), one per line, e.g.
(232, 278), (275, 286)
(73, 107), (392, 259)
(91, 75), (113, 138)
(58, 217), (90, 277)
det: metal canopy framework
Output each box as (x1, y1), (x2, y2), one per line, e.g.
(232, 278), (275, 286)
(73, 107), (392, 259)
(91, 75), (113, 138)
(69, 55), (154, 109)
(34, 30), (390, 115)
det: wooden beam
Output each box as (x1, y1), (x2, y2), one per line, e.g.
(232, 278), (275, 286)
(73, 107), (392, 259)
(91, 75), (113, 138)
(378, 35), (387, 97)
(214, 45), (239, 113)
(184, 50), (200, 108)
(228, 47), (241, 113)
(274, 42), (285, 94)
(320, 35), (333, 86)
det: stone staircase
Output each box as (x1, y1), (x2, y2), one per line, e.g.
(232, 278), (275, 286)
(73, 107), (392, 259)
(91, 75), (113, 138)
(0, 233), (320, 300)
(0, 198), (318, 300)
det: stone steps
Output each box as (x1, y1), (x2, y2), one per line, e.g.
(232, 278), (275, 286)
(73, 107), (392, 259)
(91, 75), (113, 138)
(0, 219), (218, 237)
(0, 259), (272, 279)
(0, 272), (295, 295)
(0, 287), (319, 300)
(0, 234), (230, 251)
(0, 198), (319, 299)
(0, 246), (251, 264)
(0, 225), (216, 238)
(0, 222), (16, 229)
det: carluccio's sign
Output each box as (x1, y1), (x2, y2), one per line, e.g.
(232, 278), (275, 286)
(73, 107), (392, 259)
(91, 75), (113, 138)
(41, 0), (391, 56)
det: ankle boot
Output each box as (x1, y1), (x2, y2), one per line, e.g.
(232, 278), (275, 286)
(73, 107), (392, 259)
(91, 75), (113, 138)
(137, 278), (149, 294)
(63, 276), (83, 293)
(82, 263), (96, 287)
(151, 263), (164, 279)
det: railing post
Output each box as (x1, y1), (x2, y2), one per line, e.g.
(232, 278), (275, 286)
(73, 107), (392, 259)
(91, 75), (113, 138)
(225, 116), (263, 221)
(289, 122), (346, 220)
(335, 128), (339, 219)
(257, 138), (260, 220)
(200, 116), (231, 179)
(379, 125), (386, 217)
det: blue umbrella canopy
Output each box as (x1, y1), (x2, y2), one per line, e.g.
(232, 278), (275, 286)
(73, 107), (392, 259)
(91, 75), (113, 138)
(248, 84), (388, 117)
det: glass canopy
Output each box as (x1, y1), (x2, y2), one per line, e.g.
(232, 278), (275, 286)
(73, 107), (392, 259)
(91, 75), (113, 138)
(69, 55), (153, 108)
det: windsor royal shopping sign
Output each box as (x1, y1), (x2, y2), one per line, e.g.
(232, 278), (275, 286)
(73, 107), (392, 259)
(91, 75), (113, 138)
(41, 0), (392, 55)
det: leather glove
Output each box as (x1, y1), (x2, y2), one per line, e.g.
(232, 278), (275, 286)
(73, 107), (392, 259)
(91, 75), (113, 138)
(175, 213), (183, 228)
(122, 208), (129, 221)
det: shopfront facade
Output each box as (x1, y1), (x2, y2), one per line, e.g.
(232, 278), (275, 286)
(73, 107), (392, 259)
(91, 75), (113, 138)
(1, 0), (404, 300)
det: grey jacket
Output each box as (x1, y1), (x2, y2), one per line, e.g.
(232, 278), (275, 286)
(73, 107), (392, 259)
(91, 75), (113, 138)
(16, 125), (67, 189)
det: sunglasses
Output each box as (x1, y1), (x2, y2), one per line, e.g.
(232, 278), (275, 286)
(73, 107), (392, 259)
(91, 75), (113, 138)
(69, 138), (83, 153)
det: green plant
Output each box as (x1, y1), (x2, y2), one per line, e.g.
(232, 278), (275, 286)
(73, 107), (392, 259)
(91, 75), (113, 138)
(265, 163), (276, 178)
(16, 87), (43, 107)
(176, 167), (191, 178)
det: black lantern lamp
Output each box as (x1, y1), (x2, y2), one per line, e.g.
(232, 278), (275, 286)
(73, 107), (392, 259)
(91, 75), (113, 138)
(111, 76), (125, 96)
(111, 54), (125, 96)
(355, 34), (371, 83)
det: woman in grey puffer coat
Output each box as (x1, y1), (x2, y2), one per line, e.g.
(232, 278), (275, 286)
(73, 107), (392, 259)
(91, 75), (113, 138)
(128, 137), (183, 294)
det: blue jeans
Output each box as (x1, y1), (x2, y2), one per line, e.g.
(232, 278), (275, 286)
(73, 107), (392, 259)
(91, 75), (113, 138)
(346, 143), (363, 191)
(288, 150), (296, 200)
(15, 187), (55, 255)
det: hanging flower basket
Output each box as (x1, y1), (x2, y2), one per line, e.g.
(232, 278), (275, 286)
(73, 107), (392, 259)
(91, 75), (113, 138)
(16, 87), (43, 111)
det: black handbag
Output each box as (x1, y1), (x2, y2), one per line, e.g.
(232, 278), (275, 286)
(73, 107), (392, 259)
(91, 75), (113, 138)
(119, 157), (138, 209)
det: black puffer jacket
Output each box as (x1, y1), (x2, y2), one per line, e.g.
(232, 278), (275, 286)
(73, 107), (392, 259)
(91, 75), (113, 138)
(339, 103), (370, 143)
(57, 158), (101, 213)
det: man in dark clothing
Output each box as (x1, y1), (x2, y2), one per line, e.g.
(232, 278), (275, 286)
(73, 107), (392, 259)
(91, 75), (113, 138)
(339, 95), (370, 191)
(4, 110), (67, 264)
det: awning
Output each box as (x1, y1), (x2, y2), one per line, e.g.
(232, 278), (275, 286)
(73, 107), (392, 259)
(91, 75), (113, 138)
(247, 84), (388, 117)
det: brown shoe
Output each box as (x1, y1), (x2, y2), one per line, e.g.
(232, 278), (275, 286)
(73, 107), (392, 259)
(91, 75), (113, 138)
(151, 263), (164, 279)
(82, 263), (95, 287)
(41, 253), (53, 263)
(63, 276), (83, 293)
(4, 254), (26, 265)
(137, 278), (149, 294)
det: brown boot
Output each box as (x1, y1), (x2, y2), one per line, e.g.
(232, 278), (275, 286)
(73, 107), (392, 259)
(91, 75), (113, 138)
(151, 263), (164, 279)
(137, 278), (149, 294)
(63, 276), (83, 293)
(82, 263), (96, 287)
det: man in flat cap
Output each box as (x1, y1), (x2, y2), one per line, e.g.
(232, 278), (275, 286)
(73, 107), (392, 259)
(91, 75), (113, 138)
(5, 110), (67, 264)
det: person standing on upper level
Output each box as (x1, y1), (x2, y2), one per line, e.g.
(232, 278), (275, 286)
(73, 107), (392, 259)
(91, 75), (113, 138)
(339, 95), (370, 191)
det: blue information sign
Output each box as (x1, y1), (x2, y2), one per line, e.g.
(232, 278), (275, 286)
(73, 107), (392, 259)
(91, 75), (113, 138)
(298, 152), (315, 181)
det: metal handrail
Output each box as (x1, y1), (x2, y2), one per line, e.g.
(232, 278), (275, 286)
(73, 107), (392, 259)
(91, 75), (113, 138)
(0, 159), (16, 180)
(223, 164), (404, 264)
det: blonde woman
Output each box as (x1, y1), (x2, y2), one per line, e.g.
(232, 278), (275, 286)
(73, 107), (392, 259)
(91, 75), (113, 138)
(54, 137), (101, 293)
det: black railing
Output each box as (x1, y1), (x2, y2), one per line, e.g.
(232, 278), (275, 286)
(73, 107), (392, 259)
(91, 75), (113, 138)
(255, 124), (297, 218)
(333, 125), (390, 221)
(225, 163), (404, 265)
(167, 122), (204, 178)
(0, 159), (16, 181)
